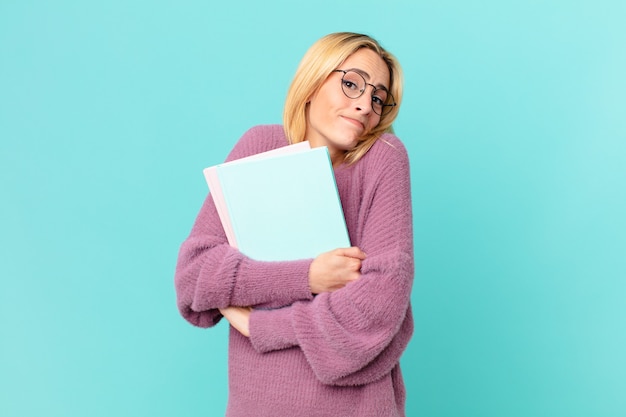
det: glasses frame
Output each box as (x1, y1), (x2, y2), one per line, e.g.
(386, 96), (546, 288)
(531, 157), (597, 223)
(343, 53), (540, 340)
(333, 69), (396, 117)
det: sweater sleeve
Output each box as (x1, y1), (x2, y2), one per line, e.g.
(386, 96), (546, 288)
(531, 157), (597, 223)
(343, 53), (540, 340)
(174, 126), (314, 328)
(249, 136), (415, 386)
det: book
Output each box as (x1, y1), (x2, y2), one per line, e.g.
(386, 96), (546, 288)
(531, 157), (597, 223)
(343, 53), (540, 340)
(203, 143), (351, 261)
(203, 141), (312, 246)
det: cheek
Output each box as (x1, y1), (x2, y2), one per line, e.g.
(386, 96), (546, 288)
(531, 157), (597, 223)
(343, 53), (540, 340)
(309, 94), (332, 121)
(368, 115), (382, 130)
(310, 103), (329, 127)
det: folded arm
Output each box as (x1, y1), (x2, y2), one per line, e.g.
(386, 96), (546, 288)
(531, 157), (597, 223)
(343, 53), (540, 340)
(248, 140), (415, 386)
(174, 127), (316, 327)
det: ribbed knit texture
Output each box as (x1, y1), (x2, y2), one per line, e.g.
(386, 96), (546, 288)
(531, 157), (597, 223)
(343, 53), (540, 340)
(175, 125), (414, 417)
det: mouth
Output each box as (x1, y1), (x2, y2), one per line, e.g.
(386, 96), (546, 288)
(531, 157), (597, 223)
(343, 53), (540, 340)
(341, 116), (365, 131)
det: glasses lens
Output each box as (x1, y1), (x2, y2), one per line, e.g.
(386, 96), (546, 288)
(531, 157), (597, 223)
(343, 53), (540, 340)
(378, 93), (396, 117)
(371, 90), (389, 116)
(341, 71), (366, 99)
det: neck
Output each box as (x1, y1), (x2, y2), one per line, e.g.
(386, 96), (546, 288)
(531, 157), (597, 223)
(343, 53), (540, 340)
(306, 139), (345, 167)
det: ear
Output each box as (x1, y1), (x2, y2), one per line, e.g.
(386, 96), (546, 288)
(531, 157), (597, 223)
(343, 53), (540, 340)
(305, 85), (321, 105)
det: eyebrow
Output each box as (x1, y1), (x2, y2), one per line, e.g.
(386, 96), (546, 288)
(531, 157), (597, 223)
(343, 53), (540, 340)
(346, 67), (390, 91)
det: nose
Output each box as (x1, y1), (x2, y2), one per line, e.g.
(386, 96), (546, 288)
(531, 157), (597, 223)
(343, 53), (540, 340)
(354, 90), (374, 114)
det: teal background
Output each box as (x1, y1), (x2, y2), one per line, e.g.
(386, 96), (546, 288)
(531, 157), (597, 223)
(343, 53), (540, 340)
(1, 1), (624, 416)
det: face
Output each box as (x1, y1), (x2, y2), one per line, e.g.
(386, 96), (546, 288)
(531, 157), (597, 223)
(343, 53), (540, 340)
(305, 48), (390, 165)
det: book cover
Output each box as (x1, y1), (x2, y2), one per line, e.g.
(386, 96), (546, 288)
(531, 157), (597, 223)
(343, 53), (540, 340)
(204, 145), (350, 261)
(203, 141), (311, 247)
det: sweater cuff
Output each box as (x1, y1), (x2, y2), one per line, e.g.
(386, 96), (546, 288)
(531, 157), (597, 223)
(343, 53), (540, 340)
(239, 258), (314, 307)
(249, 306), (298, 353)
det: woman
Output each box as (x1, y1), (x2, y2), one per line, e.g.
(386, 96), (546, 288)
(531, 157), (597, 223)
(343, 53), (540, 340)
(175, 32), (414, 417)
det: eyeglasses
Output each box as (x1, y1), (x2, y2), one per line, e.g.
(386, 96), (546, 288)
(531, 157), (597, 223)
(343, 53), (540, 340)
(333, 69), (396, 117)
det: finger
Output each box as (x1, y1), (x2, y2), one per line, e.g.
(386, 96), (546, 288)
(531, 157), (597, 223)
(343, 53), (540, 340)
(335, 246), (367, 259)
(347, 257), (363, 271)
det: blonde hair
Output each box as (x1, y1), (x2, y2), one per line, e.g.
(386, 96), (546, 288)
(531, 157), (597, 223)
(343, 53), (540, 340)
(283, 32), (404, 165)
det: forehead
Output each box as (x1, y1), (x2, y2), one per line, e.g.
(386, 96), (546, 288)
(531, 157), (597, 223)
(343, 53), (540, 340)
(340, 48), (390, 88)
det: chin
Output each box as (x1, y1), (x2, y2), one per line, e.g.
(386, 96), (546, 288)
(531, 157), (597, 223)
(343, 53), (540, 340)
(335, 138), (359, 152)
(340, 132), (362, 147)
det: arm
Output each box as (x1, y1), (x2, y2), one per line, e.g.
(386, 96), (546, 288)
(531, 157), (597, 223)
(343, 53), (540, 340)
(174, 126), (314, 327)
(248, 137), (415, 386)
(220, 245), (367, 335)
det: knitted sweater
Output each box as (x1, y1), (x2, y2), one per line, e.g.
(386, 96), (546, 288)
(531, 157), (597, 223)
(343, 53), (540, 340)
(175, 125), (414, 417)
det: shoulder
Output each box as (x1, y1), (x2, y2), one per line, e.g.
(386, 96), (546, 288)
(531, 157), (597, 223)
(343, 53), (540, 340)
(372, 133), (409, 159)
(226, 125), (289, 161)
(359, 132), (410, 173)
(242, 124), (286, 141)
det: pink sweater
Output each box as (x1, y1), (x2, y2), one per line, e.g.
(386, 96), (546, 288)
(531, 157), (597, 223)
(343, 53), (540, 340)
(175, 125), (414, 417)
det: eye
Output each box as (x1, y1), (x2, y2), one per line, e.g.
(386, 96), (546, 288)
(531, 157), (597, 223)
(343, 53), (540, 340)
(372, 88), (388, 105)
(342, 79), (360, 91)
(371, 95), (385, 106)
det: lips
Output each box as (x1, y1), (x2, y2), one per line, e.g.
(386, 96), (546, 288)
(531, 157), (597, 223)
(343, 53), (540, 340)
(341, 116), (365, 131)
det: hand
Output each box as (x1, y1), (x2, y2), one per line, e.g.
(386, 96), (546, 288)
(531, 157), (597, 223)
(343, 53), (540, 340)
(308, 246), (366, 294)
(219, 306), (252, 337)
